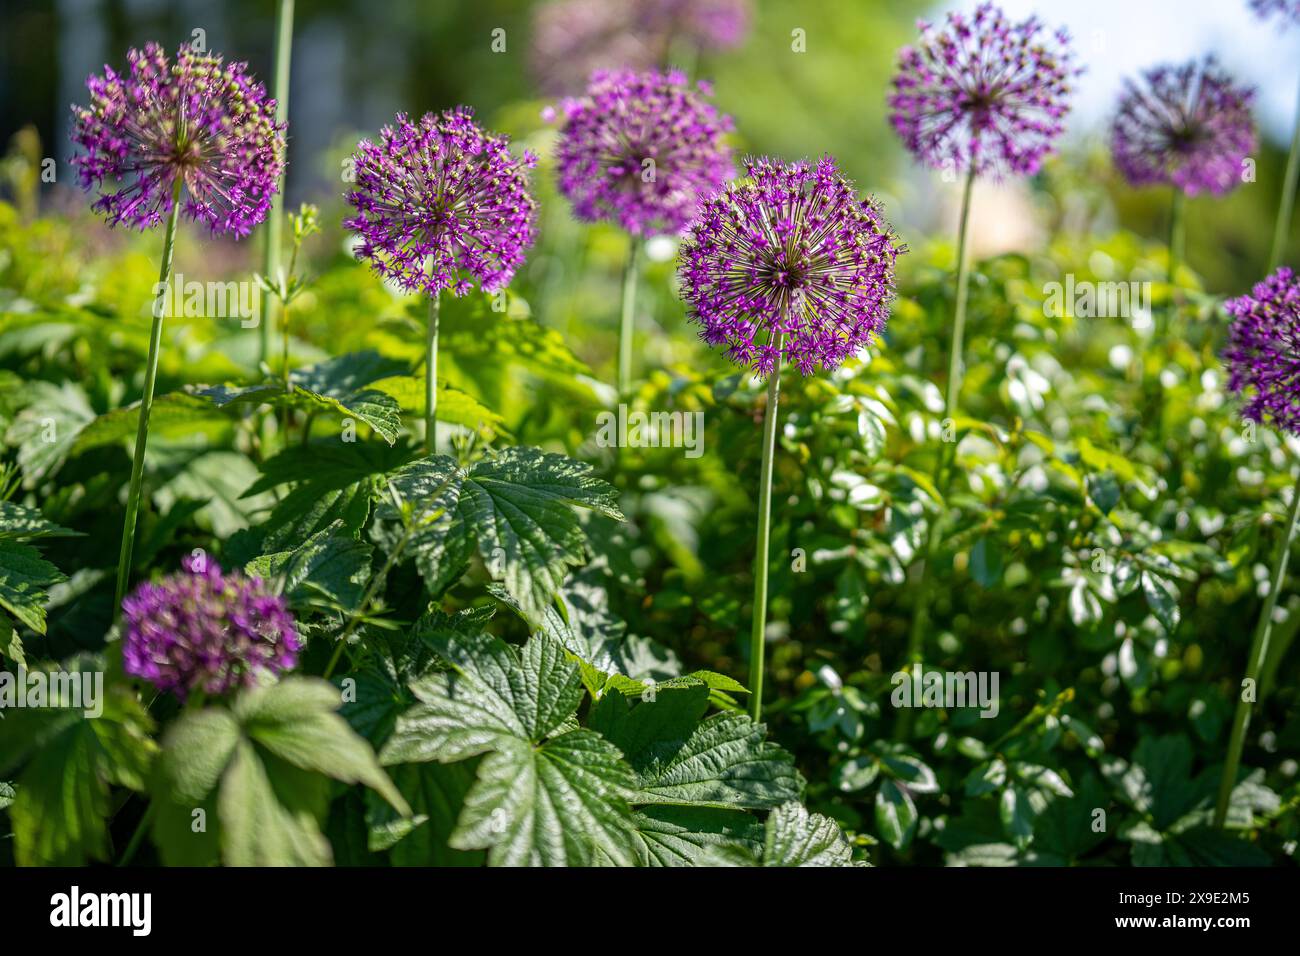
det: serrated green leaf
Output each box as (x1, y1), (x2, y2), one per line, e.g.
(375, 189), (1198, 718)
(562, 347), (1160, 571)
(71, 391), (228, 453)
(714, 802), (857, 867)
(0, 500), (80, 540)
(0, 541), (65, 633)
(246, 521), (373, 613)
(0, 663), (156, 865)
(390, 448), (623, 618)
(381, 629), (639, 866)
(201, 352), (405, 445)
(365, 761), (483, 866)
(3, 380), (95, 480)
(369, 375), (507, 438)
(627, 805), (763, 866)
(449, 730), (638, 866)
(590, 684), (802, 809)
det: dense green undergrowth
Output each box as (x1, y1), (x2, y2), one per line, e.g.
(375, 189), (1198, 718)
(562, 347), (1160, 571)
(0, 186), (1296, 866)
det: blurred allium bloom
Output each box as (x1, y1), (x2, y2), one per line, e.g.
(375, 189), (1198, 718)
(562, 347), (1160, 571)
(553, 69), (734, 237)
(1110, 58), (1257, 197)
(70, 42), (285, 237)
(1224, 268), (1300, 434)
(530, 0), (751, 94)
(122, 555), (300, 699)
(678, 156), (902, 376)
(344, 108), (538, 296)
(888, 2), (1077, 178)
(1249, 0), (1300, 25)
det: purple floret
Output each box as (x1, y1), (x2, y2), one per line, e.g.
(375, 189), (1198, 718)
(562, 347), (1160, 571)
(344, 108), (538, 297)
(1110, 58), (1257, 197)
(678, 155), (903, 377)
(553, 69), (734, 238)
(889, 2), (1078, 179)
(1249, 0), (1300, 25)
(122, 555), (300, 699)
(1225, 268), (1300, 435)
(70, 42), (285, 237)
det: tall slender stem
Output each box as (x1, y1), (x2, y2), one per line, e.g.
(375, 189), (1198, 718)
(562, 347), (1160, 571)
(900, 167), (977, 700)
(617, 240), (640, 396)
(1269, 71), (1300, 274)
(114, 181), (183, 610)
(938, 165), (978, 482)
(1162, 187), (1186, 339)
(425, 292), (440, 454)
(1214, 467), (1300, 827)
(259, 0), (294, 364)
(748, 336), (784, 722)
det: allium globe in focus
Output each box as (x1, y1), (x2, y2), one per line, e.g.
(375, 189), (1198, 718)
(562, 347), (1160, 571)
(70, 42), (285, 237)
(344, 108), (538, 296)
(553, 69), (734, 238)
(1110, 58), (1256, 197)
(1224, 268), (1300, 435)
(678, 156), (903, 376)
(122, 555), (300, 699)
(888, 2), (1077, 178)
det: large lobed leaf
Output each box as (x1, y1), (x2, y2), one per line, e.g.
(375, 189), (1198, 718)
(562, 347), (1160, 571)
(388, 447), (623, 619)
(382, 629), (638, 866)
(152, 677), (407, 866)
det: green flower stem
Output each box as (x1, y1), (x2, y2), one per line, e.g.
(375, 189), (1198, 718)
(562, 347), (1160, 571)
(258, 0), (294, 364)
(617, 240), (641, 397)
(1269, 72), (1300, 274)
(1149, 188), (1185, 442)
(748, 335), (784, 723)
(899, 167), (977, 717)
(113, 180), (183, 611)
(426, 291), (440, 454)
(937, 165), (978, 484)
(1163, 187), (1186, 337)
(1213, 467), (1300, 828)
(116, 802), (154, 867)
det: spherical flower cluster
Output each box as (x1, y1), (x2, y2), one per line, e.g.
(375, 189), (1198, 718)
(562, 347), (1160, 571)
(553, 69), (734, 237)
(1249, 0), (1300, 26)
(70, 42), (285, 237)
(1110, 58), (1256, 197)
(1224, 268), (1300, 435)
(678, 156), (902, 376)
(122, 555), (300, 699)
(888, 2), (1077, 178)
(344, 108), (538, 297)
(530, 0), (751, 94)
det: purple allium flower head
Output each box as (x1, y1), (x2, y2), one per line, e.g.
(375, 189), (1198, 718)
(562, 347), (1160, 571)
(889, 2), (1078, 178)
(70, 42), (285, 237)
(122, 555), (300, 699)
(344, 108), (538, 297)
(553, 69), (734, 238)
(1249, 0), (1300, 26)
(678, 156), (903, 376)
(1110, 58), (1257, 197)
(530, 0), (751, 95)
(1224, 268), (1300, 434)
